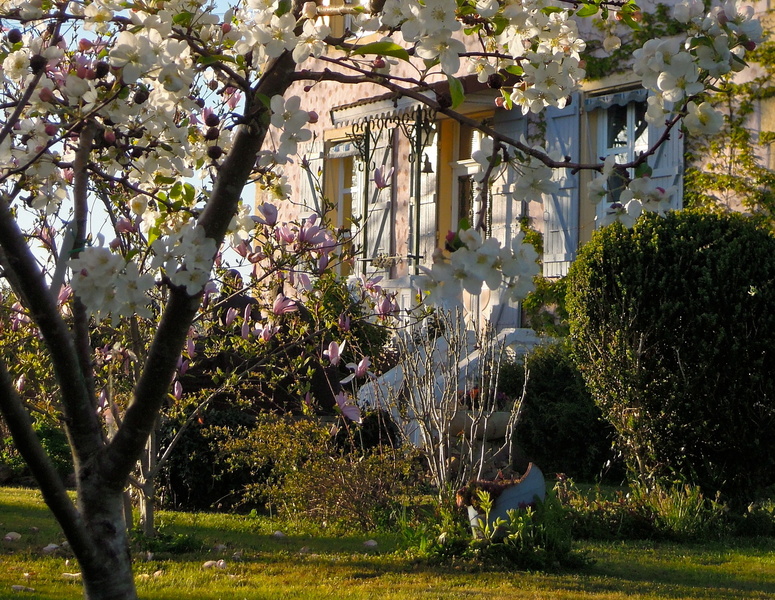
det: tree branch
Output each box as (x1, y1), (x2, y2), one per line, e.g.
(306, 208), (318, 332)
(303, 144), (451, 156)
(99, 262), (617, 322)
(100, 49), (299, 490)
(0, 354), (96, 564)
(0, 200), (103, 466)
(71, 120), (100, 408)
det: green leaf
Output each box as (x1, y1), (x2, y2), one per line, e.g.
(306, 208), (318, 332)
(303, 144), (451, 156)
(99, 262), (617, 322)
(197, 54), (234, 66)
(501, 89), (513, 111)
(448, 74), (465, 109)
(575, 4), (599, 17)
(172, 11), (193, 25)
(634, 163), (653, 178)
(504, 65), (524, 77)
(352, 41), (410, 61)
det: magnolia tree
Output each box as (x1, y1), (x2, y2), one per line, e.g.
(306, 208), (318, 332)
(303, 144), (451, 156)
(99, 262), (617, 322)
(0, 0), (762, 597)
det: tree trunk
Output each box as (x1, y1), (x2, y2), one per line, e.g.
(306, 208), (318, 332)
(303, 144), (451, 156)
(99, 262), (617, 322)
(77, 485), (138, 600)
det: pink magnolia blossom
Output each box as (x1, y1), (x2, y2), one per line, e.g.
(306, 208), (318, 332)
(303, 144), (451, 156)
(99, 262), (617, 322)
(172, 380), (183, 402)
(186, 330), (196, 359)
(57, 285), (72, 306)
(241, 304), (252, 339)
(376, 295), (397, 319)
(225, 87), (242, 109)
(276, 224), (296, 244)
(335, 391), (362, 423)
(256, 203), (278, 226)
(234, 241), (250, 257)
(361, 274), (383, 295)
(338, 313), (351, 331)
(272, 294), (297, 315)
(374, 166), (394, 190)
(177, 358), (190, 377)
(341, 356), (372, 384)
(298, 217), (328, 245)
(224, 306), (238, 326)
(324, 340), (345, 366)
(257, 324), (279, 342)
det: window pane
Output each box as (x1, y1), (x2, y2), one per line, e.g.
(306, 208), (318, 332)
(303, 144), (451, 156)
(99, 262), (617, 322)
(607, 104), (628, 149)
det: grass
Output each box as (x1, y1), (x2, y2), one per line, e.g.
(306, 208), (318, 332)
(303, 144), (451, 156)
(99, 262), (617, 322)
(2, 486), (775, 599)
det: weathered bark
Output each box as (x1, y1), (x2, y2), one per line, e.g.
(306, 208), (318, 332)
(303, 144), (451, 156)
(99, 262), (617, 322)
(77, 487), (136, 600)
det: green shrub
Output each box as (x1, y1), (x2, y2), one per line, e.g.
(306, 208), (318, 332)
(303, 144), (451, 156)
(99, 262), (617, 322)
(469, 490), (575, 569)
(410, 490), (578, 570)
(157, 404), (258, 510)
(555, 478), (657, 540)
(499, 342), (618, 482)
(556, 478), (729, 542)
(1, 418), (73, 485)
(221, 414), (420, 532)
(633, 484), (729, 541)
(567, 211), (775, 503)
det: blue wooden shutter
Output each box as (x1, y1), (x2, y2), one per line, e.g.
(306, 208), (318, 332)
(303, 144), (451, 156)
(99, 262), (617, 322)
(647, 110), (683, 211)
(417, 138), (438, 268)
(543, 97), (580, 278)
(492, 110), (527, 247)
(298, 139), (325, 215)
(365, 128), (395, 276)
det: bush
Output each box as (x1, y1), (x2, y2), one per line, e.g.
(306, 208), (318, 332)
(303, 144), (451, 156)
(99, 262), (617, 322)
(555, 478), (730, 542)
(1, 417), (73, 485)
(157, 404), (258, 510)
(407, 490), (579, 570)
(220, 414), (421, 532)
(499, 342), (619, 482)
(567, 211), (775, 503)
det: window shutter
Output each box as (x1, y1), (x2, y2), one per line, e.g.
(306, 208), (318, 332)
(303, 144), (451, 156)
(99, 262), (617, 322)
(493, 110), (527, 247)
(296, 139), (325, 215)
(647, 113), (683, 211)
(364, 128), (395, 276)
(543, 97), (580, 278)
(417, 139), (438, 268)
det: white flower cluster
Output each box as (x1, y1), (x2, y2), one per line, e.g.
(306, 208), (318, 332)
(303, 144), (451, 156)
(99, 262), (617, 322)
(501, 4), (586, 114)
(596, 176), (675, 228)
(70, 247), (156, 321)
(418, 229), (540, 308)
(150, 224), (218, 295)
(472, 137), (560, 204)
(378, 0), (584, 107)
(635, 0), (762, 135)
(269, 95), (313, 162)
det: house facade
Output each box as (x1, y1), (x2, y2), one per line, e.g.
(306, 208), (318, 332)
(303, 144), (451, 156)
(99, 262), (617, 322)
(258, 1), (768, 330)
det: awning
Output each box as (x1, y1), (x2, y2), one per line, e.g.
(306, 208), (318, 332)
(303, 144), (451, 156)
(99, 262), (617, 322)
(330, 92), (434, 127)
(327, 140), (360, 158)
(584, 88), (647, 111)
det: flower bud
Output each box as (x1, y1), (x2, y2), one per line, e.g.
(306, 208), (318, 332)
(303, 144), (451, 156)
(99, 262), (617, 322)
(38, 87), (55, 103)
(7, 29), (22, 44)
(29, 54), (47, 74)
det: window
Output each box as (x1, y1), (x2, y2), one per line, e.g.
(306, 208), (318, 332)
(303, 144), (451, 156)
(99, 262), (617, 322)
(598, 98), (648, 203)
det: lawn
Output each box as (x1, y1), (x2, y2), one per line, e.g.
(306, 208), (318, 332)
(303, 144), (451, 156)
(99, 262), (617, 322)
(2, 486), (775, 599)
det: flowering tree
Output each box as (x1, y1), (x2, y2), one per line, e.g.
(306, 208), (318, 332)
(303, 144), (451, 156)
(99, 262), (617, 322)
(0, 0), (762, 597)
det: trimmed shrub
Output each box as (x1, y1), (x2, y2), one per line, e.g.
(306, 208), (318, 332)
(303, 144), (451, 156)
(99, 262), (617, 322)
(499, 342), (618, 482)
(567, 211), (775, 502)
